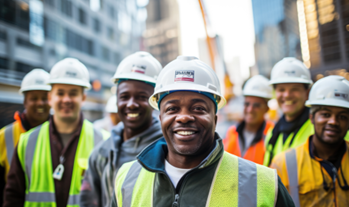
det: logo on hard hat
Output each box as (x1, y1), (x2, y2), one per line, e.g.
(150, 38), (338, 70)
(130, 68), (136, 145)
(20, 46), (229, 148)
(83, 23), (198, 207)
(35, 79), (44, 84)
(65, 71), (77, 77)
(174, 70), (194, 82)
(284, 70), (296, 76)
(131, 64), (146, 74)
(334, 93), (348, 99)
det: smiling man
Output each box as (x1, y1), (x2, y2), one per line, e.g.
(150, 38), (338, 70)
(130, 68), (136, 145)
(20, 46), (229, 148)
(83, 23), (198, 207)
(0, 69), (51, 206)
(113, 56), (294, 207)
(271, 75), (349, 207)
(80, 52), (163, 207)
(3, 58), (107, 207)
(224, 75), (274, 164)
(263, 58), (314, 166)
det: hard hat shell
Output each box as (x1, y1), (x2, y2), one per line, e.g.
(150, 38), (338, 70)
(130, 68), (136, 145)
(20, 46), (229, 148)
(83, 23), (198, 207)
(19, 69), (51, 94)
(149, 56), (226, 111)
(305, 75), (349, 109)
(243, 75), (273, 99)
(270, 57), (313, 85)
(105, 95), (118, 113)
(47, 58), (91, 89)
(111, 51), (162, 84)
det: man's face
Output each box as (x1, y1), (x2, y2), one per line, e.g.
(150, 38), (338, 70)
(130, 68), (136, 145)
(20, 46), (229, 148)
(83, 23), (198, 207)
(310, 106), (349, 145)
(117, 80), (154, 132)
(24, 90), (50, 124)
(275, 83), (309, 120)
(48, 84), (86, 123)
(243, 96), (269, 125)
(159, 91), (217, 157)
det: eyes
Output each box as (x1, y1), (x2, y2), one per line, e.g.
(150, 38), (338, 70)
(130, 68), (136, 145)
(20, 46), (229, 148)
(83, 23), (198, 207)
(165, 105), (207, 113)
(319, 112), (349, 121)
(119, 94), (149, 101)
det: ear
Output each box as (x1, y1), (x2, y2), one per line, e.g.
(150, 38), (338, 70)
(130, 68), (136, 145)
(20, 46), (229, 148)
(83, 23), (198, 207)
(214, 115), (217, 125)
(158, 113), (161, 122)
(82, 93), (87, 102)
(309, 113), (314, 125)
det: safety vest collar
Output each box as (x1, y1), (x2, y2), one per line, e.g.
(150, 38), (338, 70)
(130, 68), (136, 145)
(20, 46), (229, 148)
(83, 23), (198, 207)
(137, 133), (224, 173)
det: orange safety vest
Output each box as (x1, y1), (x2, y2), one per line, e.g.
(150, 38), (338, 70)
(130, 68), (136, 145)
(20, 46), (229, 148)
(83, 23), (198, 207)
(223, 121), (274, 165)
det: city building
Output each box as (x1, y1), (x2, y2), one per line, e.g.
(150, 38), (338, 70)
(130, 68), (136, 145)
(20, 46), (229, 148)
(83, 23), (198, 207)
(251, 0), (301, 77)
(0, 0), (145, 127)
(143, 0), (180, 67)
(297, 0), (349, 79)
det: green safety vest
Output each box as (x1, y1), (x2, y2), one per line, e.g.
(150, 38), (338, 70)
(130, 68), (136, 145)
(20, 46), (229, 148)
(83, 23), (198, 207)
(263, 119), (314, 166)
(115, 152), (278, 207)
(17, 120), (105, 207)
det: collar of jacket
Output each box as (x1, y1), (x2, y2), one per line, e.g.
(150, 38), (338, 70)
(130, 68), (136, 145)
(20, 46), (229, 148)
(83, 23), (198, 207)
(99, 115), (162, 157)
(236, 120), (266, 148)
(136, 133), (224, 173)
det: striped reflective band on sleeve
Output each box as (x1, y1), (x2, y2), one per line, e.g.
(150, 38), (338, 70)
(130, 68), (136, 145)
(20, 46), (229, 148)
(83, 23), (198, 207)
(26, 192), (55, 202)
(25, 125), (42, 192)
(285, 149), (300, 207)
(238, 157), (257, 206)
(4, 123), (14, 164)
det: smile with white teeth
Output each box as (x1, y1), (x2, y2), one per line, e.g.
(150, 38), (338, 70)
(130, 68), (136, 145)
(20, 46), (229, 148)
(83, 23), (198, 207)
(37, 108), (44, 113)
(127, 113), (139, 118)
(176, 131), (195, 135)
(284, 101), (293, 105)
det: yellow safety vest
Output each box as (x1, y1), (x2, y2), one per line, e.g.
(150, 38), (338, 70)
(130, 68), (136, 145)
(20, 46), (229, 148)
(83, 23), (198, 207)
(115, 152), (278, 207)
(17, 120), (105, 207)
(0, 118), (26, 180)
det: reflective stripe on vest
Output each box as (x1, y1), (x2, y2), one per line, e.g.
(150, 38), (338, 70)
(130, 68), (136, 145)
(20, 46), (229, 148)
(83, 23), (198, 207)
(285, 148), (301, 207)
(116, 152), (277, 207)
(4, 123), (15, 165)
(18, 120), (103, 206)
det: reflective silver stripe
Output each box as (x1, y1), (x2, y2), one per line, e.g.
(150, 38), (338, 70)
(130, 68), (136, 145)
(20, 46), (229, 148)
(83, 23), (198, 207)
(25, 126), (42, 190)
(93, 128), (103, 146)
(122, 161), (143, 207)
(67, 194), (80, 205)
(237, 157), (257, 206)
(4, 123), (15, 164)
(26, 192), (55, 202)
(286, 149), (300, 207)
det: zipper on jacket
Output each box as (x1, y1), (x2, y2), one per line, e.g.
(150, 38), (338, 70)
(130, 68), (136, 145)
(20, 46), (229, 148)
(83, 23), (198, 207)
(172, 194), (179, 207)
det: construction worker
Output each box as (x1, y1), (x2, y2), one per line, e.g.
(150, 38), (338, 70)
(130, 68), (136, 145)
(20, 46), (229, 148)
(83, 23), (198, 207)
(113, 56), (294, 206)
(224, 75), (274, 164)
(93, 95), (121, 132)
(271, 75), (349, 207)
(80, 52), (163, 207)
(3, 58), (108, 207)
(263, 57), (314, 166)
(0, 69), (51, 205)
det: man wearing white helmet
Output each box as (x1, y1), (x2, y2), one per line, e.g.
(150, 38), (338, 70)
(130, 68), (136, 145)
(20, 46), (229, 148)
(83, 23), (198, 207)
(224, 75), (274, 165)
(4, 58), (108, 207)
(93, 95), (121, 132)
(112, 56), (294, 206)
(80, 52), (163, 207)
(0, 69), (51, 206)
(271, 76), (349, 207)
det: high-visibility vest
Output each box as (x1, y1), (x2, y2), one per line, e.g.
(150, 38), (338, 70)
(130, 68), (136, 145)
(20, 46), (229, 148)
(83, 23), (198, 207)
(0, 112), (26, 180)
(115, 152), (278, 207)
(224, 121), (274, 165)
(17, 120), (105, 207)
(263, 119), (314, 166)
(271, 139), (349, 207)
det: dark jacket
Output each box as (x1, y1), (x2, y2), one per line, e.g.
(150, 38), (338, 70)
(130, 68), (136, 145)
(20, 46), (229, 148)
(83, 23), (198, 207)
(80, 116), (163, 207)
(113, 134), (295, 206)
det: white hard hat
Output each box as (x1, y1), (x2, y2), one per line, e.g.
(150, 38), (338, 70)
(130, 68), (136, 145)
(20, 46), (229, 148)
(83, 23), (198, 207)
(305, 75), (349, 109)
(19, 69), (51, 94)
(149, 56), (226, 111)
(270, 57), (313, 85)
(47, 58), (91, 89)
(243, 75), (273, 99)
(111, 51), (162, 84)
(105, 95), (118, 113)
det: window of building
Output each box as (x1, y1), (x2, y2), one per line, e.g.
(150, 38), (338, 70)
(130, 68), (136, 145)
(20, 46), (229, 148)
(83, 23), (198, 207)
(78, 8), (86, 25)
(0, 30), (7, 41)
(61, 0), (72, 17)
(16, 1), (30, 31)
(93, 18), (100, 32)
(102, 47), (110, 61)
(17, 38), (41, 51)
(16, 62), (37, 73)
(0, 0), (16, 24)
(107, 27), (114, 40)
(0, 56), (8, 69)
(45, 0), (55, 7)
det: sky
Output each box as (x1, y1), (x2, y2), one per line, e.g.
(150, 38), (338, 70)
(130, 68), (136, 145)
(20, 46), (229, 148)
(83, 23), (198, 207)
(177, 0), (256, 91)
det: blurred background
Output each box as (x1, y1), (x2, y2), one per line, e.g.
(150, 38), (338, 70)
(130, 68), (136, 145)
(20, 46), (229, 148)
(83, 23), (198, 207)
(0, 0), (348, 137)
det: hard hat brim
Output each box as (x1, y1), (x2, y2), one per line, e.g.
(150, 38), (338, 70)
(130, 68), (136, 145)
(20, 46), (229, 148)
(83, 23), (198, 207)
(243, 92), (272, 99)
(111, 73), (156, 84)
(47, 78), (91, 89)
(149, 83), (226, 111)
(269, 77), (313, 85)
(19, 85), (52, 94)
(305, 99), (349, 109)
